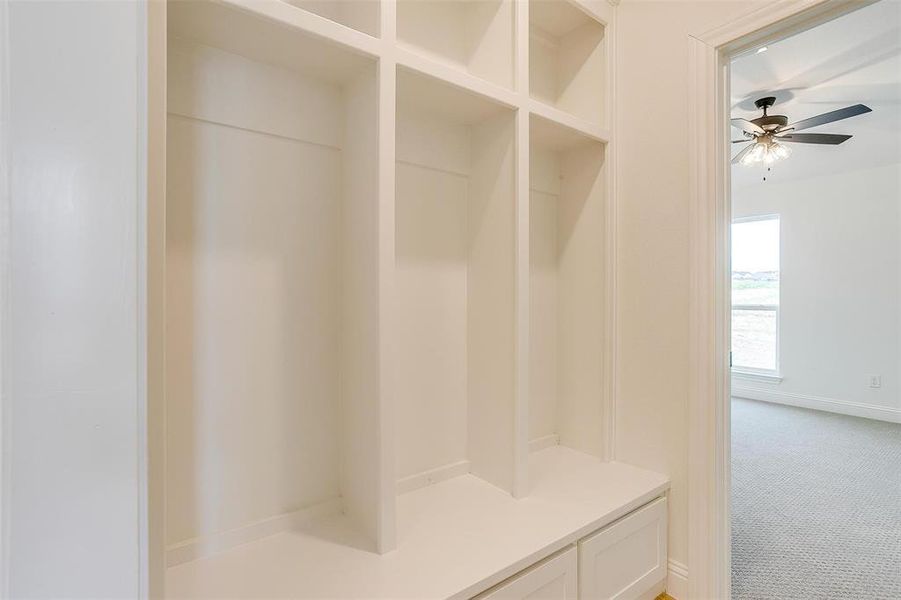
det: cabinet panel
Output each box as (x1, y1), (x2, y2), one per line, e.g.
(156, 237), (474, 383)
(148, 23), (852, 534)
(578, 498), (667, 600)
(480, 547), (578, 600)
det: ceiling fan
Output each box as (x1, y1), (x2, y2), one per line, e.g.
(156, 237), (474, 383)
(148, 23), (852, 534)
(732, 96), (872, 166)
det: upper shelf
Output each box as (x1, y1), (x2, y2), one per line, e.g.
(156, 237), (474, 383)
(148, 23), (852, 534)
(397, 0), (515, 90)
(529, 0), (607, 127)
(168, 0), (380, 82)
(397, 65), (513, 126)
(531, 111), (605, 152)
(173, 1), (613, 132)
(284, 0), (380, 37)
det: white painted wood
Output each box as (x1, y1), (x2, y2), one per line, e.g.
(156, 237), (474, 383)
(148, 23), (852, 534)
(468, 109), (518, 493)
(376, 14), (399, 551)
(513, 0), (533, 502)
(529, 99), (610, 145)
(394, 69), (518, 494)
(666, 559), (689, 600)
(396, 460), (471, 494)
(530, 159), (560, 442)
(165, 106), (344, 548)
(126, 0), (627, 592)
(340, 62), (387, 552)
(165, 497), (342, 567)
(394, 116), (470, 481)
(557, 135), (607, 459)
(5, 1), (143, 596)
(285, 0), (380, 37)
(529, 0), (606, 126)
(396, 0), (514, 88)
(166, 38), (345, 148)
(165, 8), (388, 560)
(529, 434), (560, 453)
(165, 446), (668, 599)
(600, 3), (617, 464)
(578, 497), (667, 600)
(167, 0), (378, 84)
(530, 115), (608, 459)
(395, 45), (521, 112)
(478, 546), (578, 600)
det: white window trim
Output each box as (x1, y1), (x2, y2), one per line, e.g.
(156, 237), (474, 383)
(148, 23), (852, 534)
(732, 213), (779, 225)
(732, 371), (782, 383)
(731, 215), (780, 377)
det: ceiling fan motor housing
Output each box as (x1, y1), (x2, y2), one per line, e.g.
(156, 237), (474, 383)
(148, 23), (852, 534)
(751, 96), (788, 131)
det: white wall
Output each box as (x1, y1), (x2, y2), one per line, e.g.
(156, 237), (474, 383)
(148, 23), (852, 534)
(732, 163), (901, 422)
(613, 0), (769, 588)
(4, 1), (145, 597)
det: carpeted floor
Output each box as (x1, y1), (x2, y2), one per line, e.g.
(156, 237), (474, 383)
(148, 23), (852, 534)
(731, 397), (901, 600)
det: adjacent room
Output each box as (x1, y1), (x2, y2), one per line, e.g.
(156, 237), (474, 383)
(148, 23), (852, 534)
(729, 2), (901, 597)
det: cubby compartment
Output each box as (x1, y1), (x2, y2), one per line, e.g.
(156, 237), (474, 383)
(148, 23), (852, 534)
(529, 0), (606, 125)
(529, 114), (607, 464)
(397, 0), (514, 89)
(394, 67), (518, 496)
(285, 0), (380, 37)
(165, 0), (387, 574)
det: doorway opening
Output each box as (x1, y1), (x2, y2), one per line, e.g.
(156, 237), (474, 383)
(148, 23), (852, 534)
(728, 2), (901, 597)
(688, 1), (899, 597)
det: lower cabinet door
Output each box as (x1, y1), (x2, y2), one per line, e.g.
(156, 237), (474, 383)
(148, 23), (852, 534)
(578, 497), (667, 600)
(479, 546), (578, 600)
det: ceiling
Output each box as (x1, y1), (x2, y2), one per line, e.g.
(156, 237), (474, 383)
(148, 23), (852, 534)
(730, 0), (901, 188)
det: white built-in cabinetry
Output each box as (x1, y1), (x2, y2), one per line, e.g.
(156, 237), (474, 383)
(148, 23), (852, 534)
(479, 497), (667, 600)
(150, 0), (669, 597)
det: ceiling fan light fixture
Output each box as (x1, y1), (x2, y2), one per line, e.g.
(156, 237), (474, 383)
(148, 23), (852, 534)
(740, 139), (791, 167)
(741, 142), (767, 166)
(771, 141), (791, 160)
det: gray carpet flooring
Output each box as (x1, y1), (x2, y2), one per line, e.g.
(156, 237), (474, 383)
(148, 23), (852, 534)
(731, 398), (901, 600)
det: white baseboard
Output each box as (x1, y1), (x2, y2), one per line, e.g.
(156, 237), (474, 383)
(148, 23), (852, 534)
(666, 559), (688, 600)
(166, 496), (343, 567)
(529, 434), (560, 453)
(733, 385), (901, 424)
(396, 460), (470, 494)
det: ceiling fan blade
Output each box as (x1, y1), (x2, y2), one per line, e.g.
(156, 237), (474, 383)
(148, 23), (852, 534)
(731, 118), (765, 135)
(732, 143), (754, 164)
(778, 104), (871, 132)
(776, 133), (852, 145)
(732, 139), (752, 143)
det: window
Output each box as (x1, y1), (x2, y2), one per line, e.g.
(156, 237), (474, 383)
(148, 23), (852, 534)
(732, 215), (779, 375)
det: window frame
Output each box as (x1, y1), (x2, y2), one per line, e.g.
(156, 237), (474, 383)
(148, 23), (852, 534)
(731, 214), (780, 378)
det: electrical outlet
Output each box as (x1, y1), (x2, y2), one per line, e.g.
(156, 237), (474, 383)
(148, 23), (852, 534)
(867, 374), (882, 389)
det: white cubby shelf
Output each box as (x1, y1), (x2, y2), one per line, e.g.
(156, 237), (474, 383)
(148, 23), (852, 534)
(152, 1), (664, 598)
